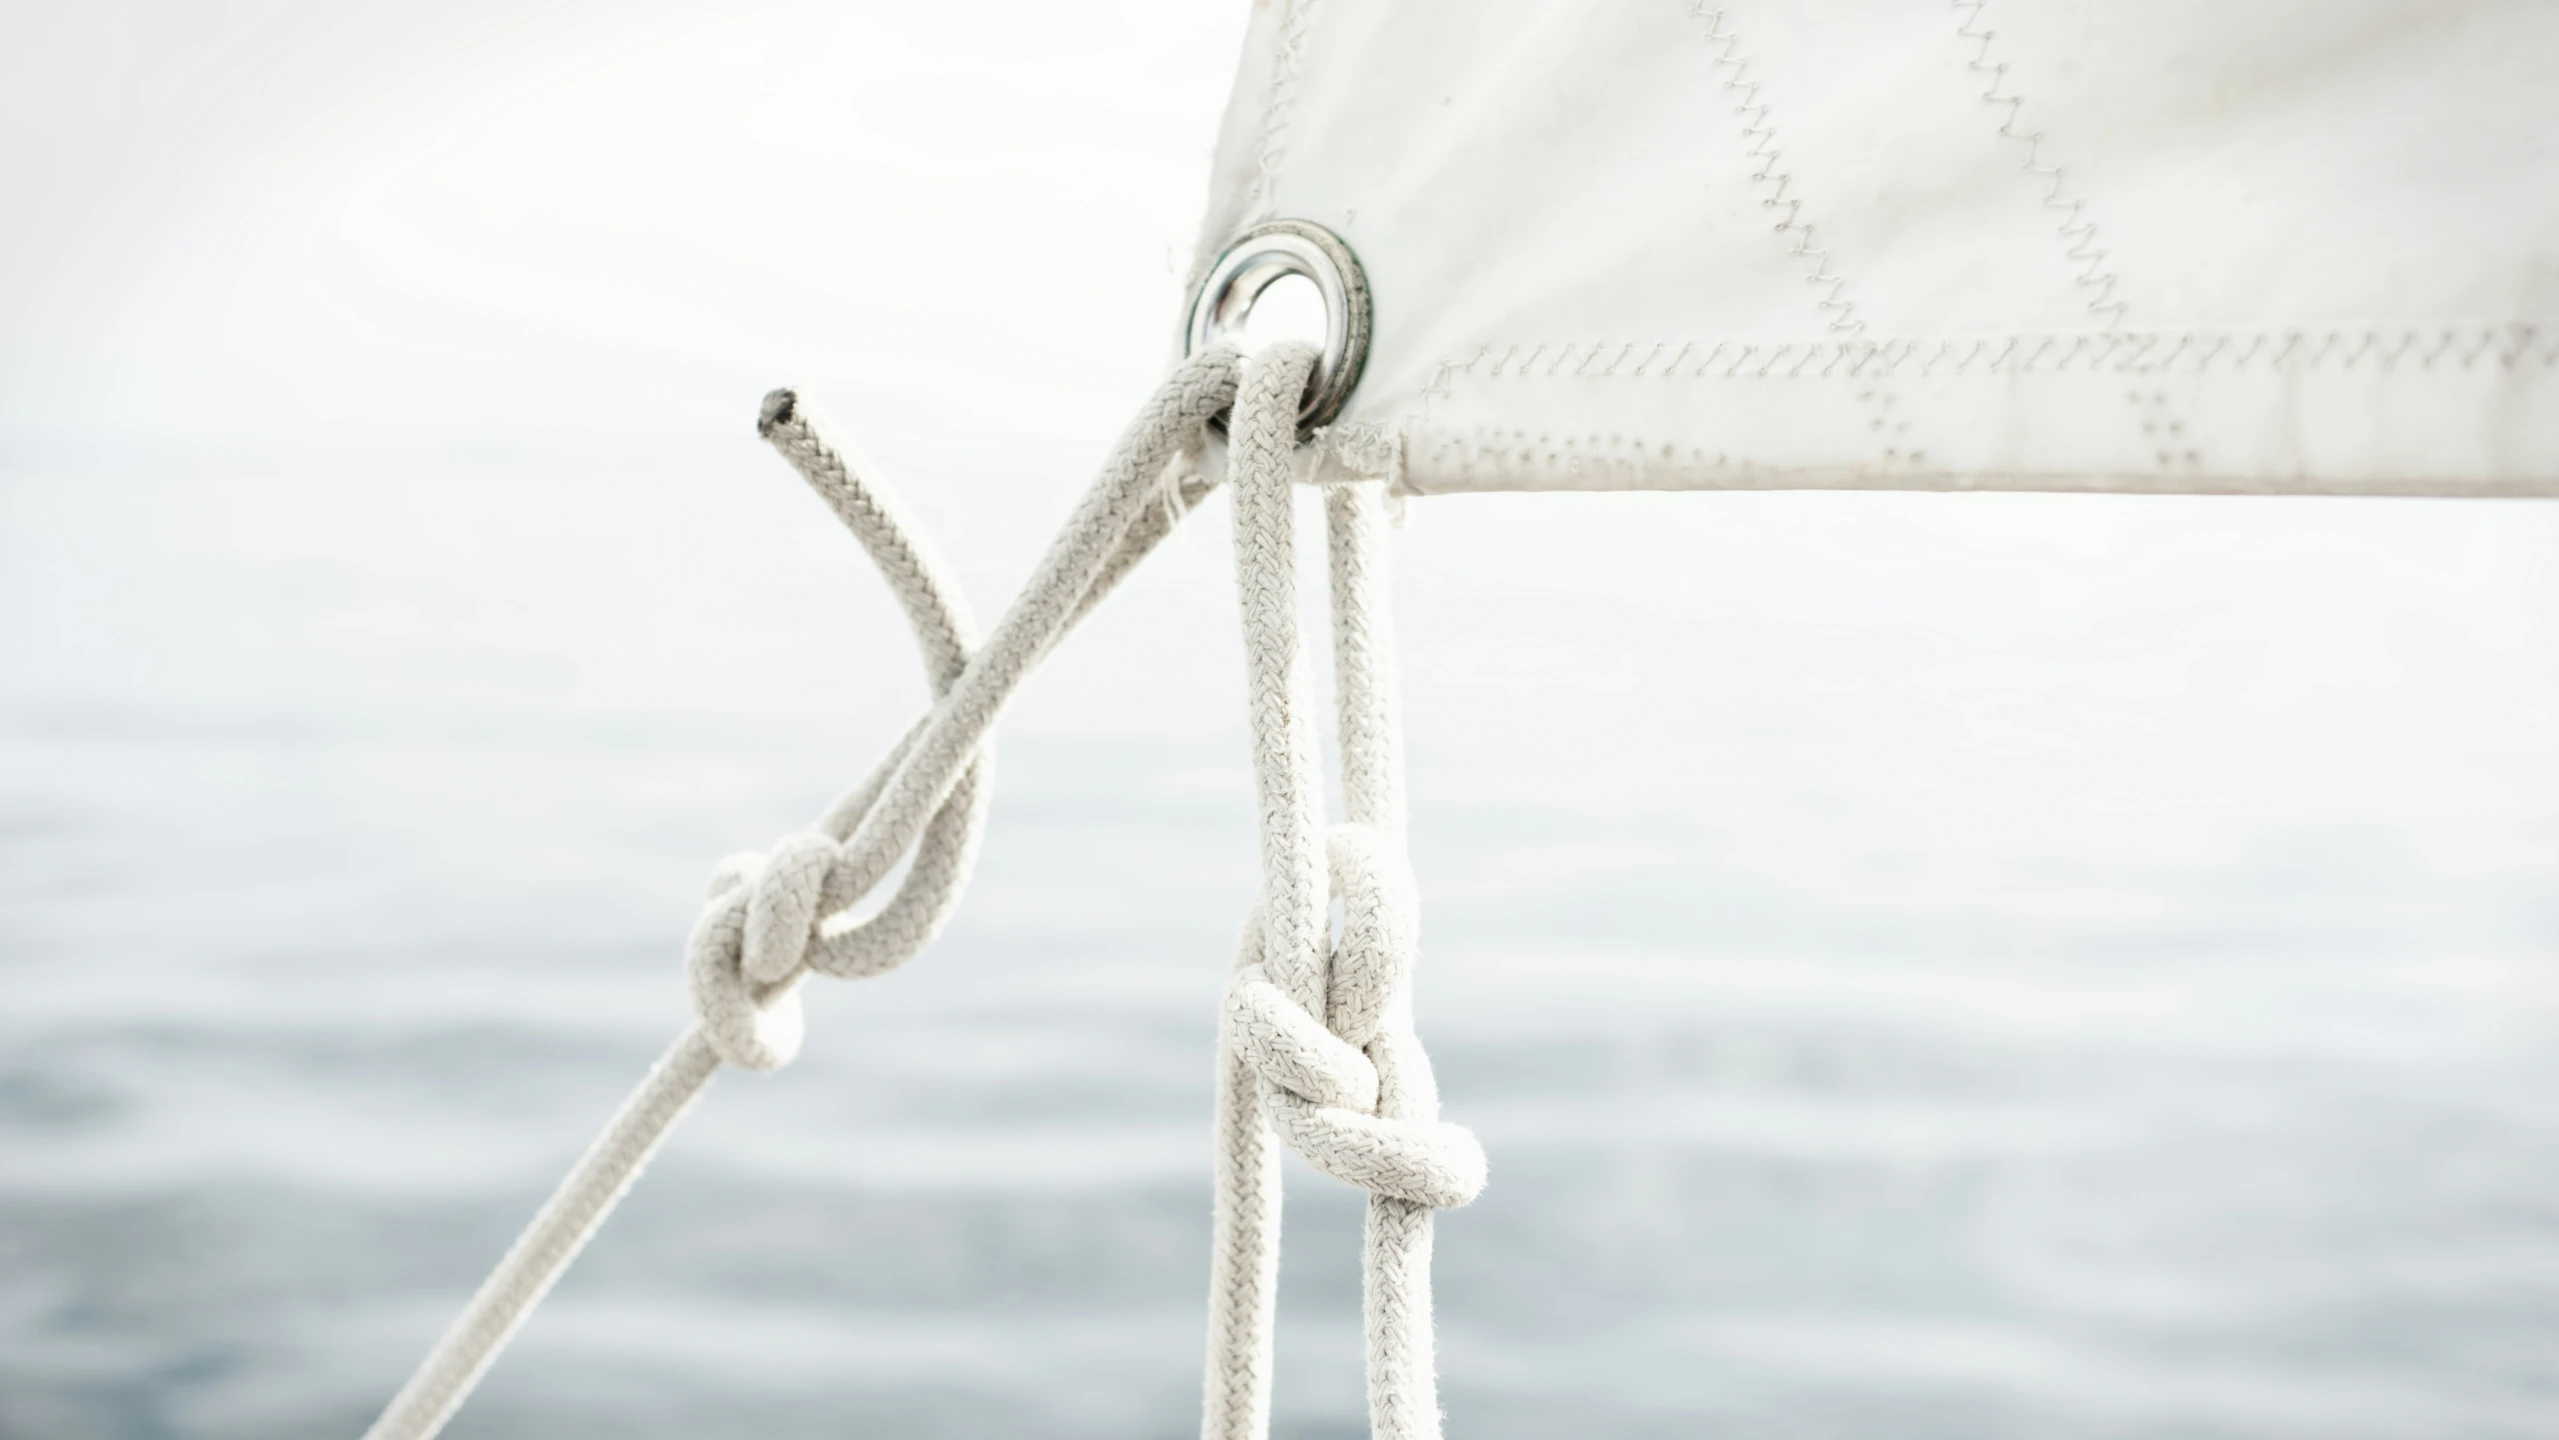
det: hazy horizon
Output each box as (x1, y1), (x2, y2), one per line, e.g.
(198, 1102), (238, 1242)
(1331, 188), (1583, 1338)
(7, 5), (2559, 1437)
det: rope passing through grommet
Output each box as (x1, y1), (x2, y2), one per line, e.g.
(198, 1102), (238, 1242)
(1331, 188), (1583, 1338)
(1203, 342), (1481, 1440)
(1185, 218), (1373, 442)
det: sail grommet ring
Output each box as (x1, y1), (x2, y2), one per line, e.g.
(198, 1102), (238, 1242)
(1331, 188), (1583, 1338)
(1185, 218), (1371, 441)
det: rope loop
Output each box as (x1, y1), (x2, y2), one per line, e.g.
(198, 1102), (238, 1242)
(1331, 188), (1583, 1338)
(1205, 343), (1476, 1440)
(364, 350), (1241, 1440)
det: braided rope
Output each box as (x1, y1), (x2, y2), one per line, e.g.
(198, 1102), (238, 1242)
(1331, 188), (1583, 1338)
(361, 343), (1472, 1440)
(1204, 345), (1484, 1440)
(362, 349), (1239, 1440)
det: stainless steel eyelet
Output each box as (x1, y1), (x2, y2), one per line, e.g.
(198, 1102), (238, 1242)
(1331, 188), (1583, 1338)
(1184, 219), (1371, 442)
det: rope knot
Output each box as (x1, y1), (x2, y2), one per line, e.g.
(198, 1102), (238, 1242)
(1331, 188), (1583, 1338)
(1225, 824), (1486, 1210)
(685, 831), (837, 1070)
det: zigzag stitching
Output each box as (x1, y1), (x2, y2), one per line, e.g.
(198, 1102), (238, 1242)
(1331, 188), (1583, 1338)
(1692, 5), (1864, 336)
(1954, 0), (2131, 328)
(1246, 0), (1318, 221)
(1416, 325), (2553, 387)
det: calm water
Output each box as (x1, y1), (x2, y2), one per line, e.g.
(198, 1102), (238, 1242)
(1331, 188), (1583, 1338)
(4, 437), (2557, 1438)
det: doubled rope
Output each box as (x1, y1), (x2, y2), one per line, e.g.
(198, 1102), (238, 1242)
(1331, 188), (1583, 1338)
(1204, 345), (1484, 1440)
(362, 350), (1237, 1440)
(362, 342), (1474, 1440)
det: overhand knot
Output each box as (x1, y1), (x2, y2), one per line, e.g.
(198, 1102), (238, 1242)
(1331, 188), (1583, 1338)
(685, 831), (839, 1071)
(1226, 824), (1487, 1210)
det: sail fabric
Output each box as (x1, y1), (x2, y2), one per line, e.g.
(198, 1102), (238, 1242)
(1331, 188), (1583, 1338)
(1190, 0), (2559, 497)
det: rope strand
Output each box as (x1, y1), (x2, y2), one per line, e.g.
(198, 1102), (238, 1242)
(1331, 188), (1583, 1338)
(362, 341), (1475, 1440)
(1205, 345), (1483, 1440)
(363, 351), (1239, 1440)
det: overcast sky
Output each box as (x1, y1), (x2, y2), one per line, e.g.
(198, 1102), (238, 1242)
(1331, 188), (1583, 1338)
(0, 1), (1246, 450)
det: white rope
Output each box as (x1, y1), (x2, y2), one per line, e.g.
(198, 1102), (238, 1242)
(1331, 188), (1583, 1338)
(362, 350), (1238, 1440)
(362, 342), (1476, 1440)
(1204, 344), (1485, 1440)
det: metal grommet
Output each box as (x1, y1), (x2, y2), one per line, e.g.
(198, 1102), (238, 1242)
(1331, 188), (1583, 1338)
(1185, 219), (1372, 441)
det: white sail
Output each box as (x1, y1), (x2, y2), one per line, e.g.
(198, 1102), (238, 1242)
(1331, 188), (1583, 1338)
(1193, 0), (2559, 497)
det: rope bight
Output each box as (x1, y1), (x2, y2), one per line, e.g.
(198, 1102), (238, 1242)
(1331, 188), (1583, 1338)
(1207, 346), (1486, 1440)
(361, 342), (1481, 1440)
